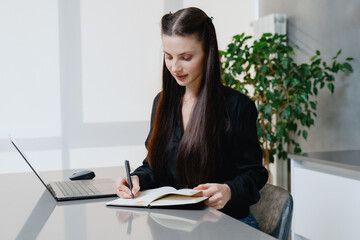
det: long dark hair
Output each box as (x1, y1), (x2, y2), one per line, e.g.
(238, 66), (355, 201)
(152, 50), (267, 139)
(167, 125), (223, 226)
(147, 7), (227, 188)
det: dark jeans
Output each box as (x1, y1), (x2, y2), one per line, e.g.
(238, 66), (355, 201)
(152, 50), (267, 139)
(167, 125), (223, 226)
(239, 212), (259, 230)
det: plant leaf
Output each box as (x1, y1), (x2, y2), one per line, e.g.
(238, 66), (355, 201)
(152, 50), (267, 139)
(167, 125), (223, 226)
(302, 130), (308, 139)
(343, 62), (353, 72)
(310, 101), (316, 110)
(264, 104), (272, 115)
(327, 83), (335, 93)
(332, 49), (342, 60)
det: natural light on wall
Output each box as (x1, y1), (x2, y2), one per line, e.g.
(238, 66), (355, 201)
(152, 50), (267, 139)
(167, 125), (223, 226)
(0, 0), (164, 173)
(1, 0), (259, 174)
(0, 0), (61, 138)
(81, 0), (163, 123)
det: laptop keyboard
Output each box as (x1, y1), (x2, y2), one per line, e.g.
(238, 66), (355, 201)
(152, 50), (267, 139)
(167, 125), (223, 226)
(55, 181), (101, 196)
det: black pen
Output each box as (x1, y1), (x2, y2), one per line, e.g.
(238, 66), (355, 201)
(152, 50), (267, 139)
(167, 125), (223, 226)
(125, 160), (134, 199)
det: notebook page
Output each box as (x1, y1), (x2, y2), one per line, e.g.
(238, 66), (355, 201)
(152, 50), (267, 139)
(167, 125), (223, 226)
(106, 186), (177, 207)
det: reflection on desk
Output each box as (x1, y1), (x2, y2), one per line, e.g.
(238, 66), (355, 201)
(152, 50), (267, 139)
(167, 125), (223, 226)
(114, 207), (222, 233)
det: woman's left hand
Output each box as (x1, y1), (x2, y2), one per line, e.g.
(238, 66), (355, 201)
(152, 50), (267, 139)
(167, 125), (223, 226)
(194, 183), (232, 209)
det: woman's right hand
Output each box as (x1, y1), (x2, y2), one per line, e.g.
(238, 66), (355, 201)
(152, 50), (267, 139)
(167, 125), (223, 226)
(115, 175), (140, 198)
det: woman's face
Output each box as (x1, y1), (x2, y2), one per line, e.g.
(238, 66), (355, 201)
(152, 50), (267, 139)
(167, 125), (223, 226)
(162, 34), (205, 91)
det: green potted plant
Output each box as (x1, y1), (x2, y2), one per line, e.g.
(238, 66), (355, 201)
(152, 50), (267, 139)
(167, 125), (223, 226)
(220, 33), (353, 174)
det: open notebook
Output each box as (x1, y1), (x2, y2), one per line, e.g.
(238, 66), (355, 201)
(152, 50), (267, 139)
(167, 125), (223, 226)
(106, 186), (208, 208)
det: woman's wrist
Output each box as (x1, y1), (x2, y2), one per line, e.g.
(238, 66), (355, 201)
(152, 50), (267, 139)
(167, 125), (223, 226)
(223, 183), (232, 201)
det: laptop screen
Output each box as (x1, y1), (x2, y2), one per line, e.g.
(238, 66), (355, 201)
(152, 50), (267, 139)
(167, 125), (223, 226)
(10, 136), (49, 188)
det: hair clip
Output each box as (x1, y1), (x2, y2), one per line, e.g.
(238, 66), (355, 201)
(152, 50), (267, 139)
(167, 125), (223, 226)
(208, 16), (214, 23)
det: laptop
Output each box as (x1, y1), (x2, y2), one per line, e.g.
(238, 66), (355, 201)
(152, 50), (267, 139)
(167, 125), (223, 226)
(10, 136), (117, 201)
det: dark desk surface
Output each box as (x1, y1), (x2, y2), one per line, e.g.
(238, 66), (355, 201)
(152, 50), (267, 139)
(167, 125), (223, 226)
(289, 149), (360, 172)
(0, 167), (275, 240)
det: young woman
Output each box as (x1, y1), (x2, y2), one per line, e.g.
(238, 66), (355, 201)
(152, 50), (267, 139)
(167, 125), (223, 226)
(116, 7), (268, 228)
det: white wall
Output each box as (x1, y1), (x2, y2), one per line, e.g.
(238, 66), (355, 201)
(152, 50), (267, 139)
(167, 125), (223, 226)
(0, 0), (61, 138)
(183, 0), (256, 51)
(0, 0), (163, 173)
(0, 0), (257, 174)
(80, 0), (163, 123)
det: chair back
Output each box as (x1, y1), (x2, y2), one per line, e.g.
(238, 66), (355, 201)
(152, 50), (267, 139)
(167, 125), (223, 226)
(250, 184), (293, 240)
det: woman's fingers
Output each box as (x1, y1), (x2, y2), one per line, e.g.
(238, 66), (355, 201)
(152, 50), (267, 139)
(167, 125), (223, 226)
(194, 183), (231, 209)
(115, 177), (130, 198)
(130, 175), (140, 197)
(115, 176), (140, 198)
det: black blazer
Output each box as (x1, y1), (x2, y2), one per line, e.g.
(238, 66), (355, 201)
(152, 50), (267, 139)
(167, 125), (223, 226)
(132, 86), (268, 219)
